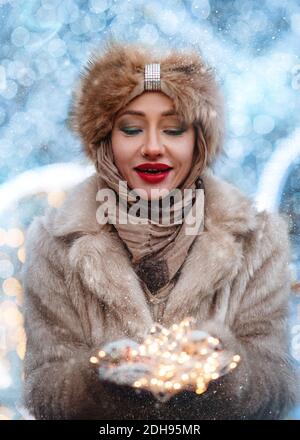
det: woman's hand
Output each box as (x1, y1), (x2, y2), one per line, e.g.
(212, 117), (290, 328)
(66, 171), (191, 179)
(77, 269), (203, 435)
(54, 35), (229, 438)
(95, 338), (161, 419)
(99, 360), (152, 386)
(96, 329), (240, 402)
(97, 337), (152, 386)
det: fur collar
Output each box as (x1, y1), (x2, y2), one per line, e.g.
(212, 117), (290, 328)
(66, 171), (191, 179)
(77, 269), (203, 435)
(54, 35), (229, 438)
(44, 168), (258, 331)
(48, 167), (257, 238)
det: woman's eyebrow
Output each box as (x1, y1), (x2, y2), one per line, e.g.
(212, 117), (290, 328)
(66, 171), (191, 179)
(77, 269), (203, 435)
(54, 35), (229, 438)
(117, 109), (178, 118)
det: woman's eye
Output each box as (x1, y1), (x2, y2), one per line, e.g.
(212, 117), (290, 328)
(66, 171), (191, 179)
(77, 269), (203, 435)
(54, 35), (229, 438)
(164, 129), (186, 136)
(121, 127), (142, 136)
(120, 127), (186, 136)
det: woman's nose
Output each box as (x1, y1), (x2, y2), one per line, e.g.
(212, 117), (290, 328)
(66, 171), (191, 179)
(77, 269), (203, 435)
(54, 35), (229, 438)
(141, 129), (164, 157)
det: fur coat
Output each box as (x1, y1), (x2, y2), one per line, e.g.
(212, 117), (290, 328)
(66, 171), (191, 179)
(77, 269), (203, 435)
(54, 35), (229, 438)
(21, 167), (298, 420)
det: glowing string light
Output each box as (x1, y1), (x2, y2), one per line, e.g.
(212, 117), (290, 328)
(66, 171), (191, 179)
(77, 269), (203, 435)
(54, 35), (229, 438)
(90, 317), (241, 402)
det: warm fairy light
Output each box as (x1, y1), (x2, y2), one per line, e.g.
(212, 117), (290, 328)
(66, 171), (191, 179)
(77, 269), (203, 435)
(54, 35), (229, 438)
(5, 228), (24, 248)
(17, 246), (26, 263)
(1, 301), (24, 327)
(92, 317), (241, 402)
(0, 406), (13, 420)
(208, 336), (219, 345)
(47, 191), (66, 208)
(90, 356), (99, 364)
(17, 337), (26, 360)
(2, 277), (23, 297)
(211, 373), (219, 380)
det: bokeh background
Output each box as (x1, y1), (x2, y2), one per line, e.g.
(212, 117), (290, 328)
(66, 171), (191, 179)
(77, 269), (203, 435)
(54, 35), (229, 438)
(0, 0), (300, 420)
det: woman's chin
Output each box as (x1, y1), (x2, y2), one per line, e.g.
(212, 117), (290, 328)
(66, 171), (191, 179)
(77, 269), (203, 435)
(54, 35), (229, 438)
(127, 175), (177, 200)
(130, 185), (174, 201)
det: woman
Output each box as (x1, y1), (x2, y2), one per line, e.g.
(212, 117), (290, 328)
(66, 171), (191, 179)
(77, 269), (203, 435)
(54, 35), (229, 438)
(21, 40), (297, 420)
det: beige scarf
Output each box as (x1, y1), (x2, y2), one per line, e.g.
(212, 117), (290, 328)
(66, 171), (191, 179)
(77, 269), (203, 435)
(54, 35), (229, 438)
(95, 135), (206, 300)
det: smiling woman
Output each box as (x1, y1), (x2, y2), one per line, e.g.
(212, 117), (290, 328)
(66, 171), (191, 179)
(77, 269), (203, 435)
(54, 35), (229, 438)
(111, 92), (196, 199)
(21, 40), (297, 420)
(95, 86), (206, 300)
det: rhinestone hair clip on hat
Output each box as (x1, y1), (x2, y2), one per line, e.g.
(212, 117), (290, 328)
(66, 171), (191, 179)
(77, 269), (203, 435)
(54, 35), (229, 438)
(144, 63), (161, 91)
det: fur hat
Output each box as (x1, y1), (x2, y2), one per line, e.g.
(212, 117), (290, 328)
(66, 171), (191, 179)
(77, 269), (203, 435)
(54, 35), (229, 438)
(67, 40), (225, 167)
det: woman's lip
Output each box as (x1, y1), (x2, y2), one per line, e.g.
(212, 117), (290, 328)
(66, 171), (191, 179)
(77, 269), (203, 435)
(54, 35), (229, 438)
(134, 166), (173, 171)
(134, 169), (172, 183)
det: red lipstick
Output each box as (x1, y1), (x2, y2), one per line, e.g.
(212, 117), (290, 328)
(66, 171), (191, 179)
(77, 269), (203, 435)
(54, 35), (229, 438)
(134, 162), (173, 184)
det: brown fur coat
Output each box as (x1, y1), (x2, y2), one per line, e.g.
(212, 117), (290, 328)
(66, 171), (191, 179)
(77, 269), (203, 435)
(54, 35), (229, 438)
(21, 167), (298, 420)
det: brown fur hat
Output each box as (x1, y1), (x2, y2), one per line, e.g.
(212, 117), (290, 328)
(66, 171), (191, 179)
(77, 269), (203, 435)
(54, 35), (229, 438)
(67, 39), (225, 167)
